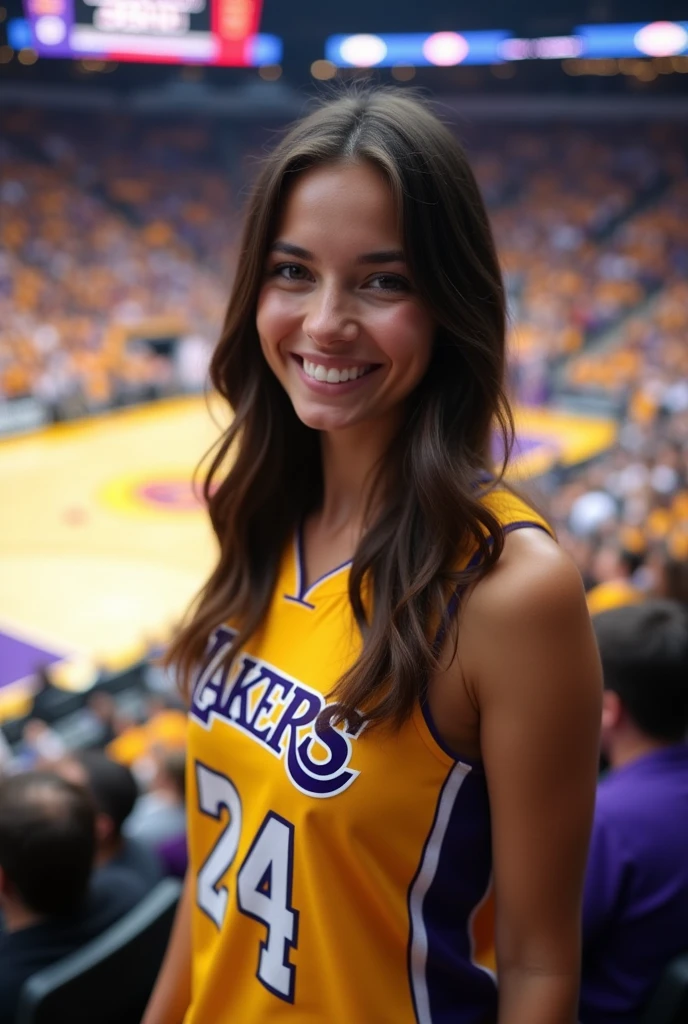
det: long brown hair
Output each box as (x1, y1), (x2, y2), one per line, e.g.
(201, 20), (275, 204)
(168, 88), (513, 729)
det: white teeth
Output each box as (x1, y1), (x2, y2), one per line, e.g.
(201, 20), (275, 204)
(302, 360), (370, 384)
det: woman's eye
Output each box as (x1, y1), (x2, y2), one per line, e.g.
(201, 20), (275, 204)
(368, 274), (410, 293)
(273, 263), (310, 282)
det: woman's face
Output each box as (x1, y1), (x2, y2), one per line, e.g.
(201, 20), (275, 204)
(256, 161), (434, 435)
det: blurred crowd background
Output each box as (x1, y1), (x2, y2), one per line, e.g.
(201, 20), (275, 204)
(2, 103), (687, 613)
(1, 0), (688, 1015)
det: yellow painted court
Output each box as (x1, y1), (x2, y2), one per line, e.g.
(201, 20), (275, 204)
(0, 396), (616, 717)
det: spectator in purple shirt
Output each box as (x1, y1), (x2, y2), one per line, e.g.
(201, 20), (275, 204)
(580, 599), (688, 1024)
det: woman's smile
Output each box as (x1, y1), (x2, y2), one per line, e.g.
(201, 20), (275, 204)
(256, 161), (434, 435)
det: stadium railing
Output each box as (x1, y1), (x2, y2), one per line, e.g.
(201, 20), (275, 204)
(1, 660), (150, 748)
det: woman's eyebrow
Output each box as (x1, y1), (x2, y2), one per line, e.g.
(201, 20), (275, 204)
(270, 241), (313, 260)
(357, 250), (406, 265)
(269, 242), (406, 265)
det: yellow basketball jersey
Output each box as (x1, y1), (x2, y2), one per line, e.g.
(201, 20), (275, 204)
(184, 487), (551, 1024)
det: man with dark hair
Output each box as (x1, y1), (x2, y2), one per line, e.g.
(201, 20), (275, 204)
(0, 772), (141, 1023)
(58, 750), (162, 893)
(579, 599), (688, 1024)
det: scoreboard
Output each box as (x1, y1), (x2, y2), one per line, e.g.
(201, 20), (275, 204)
(22, 0), (280, 66)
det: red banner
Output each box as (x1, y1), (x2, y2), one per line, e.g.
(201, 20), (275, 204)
(213, 0), (263, 65)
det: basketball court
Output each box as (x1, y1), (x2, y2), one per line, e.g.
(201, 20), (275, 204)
(0, 396), (615, 718)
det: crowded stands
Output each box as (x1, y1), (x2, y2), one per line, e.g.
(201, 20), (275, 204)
(549, 173), (688, 608)
(1, 102), (687, 1022)
(0, 112), (227, 417)
(1, 109), (686, 419)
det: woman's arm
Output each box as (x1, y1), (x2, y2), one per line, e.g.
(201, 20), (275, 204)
(460, 529), (602, 1024)
(141, 872), (193, 1024)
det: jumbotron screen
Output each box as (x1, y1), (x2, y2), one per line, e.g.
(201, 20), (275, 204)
(22, 0), (280, 66)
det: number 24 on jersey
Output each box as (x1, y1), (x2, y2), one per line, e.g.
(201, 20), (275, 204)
(195, 761), (299, 1002)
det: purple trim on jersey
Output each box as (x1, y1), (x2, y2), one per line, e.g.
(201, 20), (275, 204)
(283, 595), (316, 611)
(419, 702), (483, 768)
(284, 525), (352, 608)
(407, 518), (551, 1019)
(432, 548), (484, 656)
(432, 520), (551, 655)
(502, 520), (551, 538)
(284, 482), (532, 612)
(295, 523), (306, 597)
(408, 760), (497, 1024)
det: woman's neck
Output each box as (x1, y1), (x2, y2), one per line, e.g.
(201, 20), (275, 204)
(316, 417), (399, 536)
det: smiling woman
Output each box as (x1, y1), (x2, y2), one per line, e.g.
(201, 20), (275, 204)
(257, 161), (434, 435)
(143, 90), (601, 1024)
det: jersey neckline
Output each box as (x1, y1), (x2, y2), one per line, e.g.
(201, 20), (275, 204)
(283, 522), (352, 609)
(282, 475), (546, 611)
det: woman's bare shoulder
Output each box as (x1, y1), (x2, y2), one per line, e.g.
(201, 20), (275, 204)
(458, 526), (598, 702)
(468, 526), (584, 622)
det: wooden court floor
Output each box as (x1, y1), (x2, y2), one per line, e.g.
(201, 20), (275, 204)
(0, 396), (615, 718)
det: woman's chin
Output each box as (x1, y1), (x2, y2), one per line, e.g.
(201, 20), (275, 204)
(292, 403), (360, 434)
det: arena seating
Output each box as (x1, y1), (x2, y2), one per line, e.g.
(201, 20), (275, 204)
(0, 113), (228, 415)
(1, 109), (684, 418)
(486, 124), (677, 370)
(0, 660), (150, 748)
(14, 878), (182, 1024)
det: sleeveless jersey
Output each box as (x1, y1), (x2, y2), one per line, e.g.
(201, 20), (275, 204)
(185, 488), (552, 1024)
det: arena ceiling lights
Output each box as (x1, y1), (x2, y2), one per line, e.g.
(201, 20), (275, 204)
(329, 31), (510, 68)
(326, 21), (688, 68)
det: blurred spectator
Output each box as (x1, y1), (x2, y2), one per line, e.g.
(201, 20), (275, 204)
(57, 751), (162, 895)
(568, 486), (618, 538)
(579, 601), (688, 1024)
(82, 691), (119, 749)
(19, 719), (66, 769)
(30, 665), (65, 723)
(585, 542), (645, 616)
(0, 771), (142, 1024)
(124, 747), (186, 850)
(176, 332), (213, 392)
(107, 695), (187, 773)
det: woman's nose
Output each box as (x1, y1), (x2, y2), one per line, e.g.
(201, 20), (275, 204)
(302, 285), (359, 346)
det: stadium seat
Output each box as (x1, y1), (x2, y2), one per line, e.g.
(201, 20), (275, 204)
(97, 661), (149, 695)
(640, 952), (688, 1024)
(14, 878), (182, 1024)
